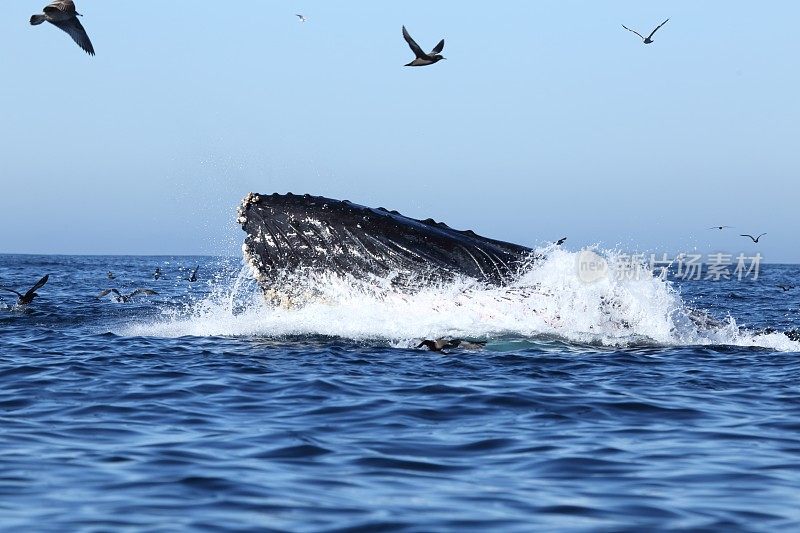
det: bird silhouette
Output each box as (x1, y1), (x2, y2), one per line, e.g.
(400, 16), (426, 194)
(30, 1), (95, 55)
(555, 237), (567, 246)
(153, 267), (162, 280)
(186, 266), (199, 282)
(622, 18), (669, 44)
(709, 226), (733, 230)
(777, 285), (795, 292)
(97, 288), (158, 303)
(740, 233), (767, 243)
(0, 275), (50, 305)
(416, 338), (486, 352)
(296, 14), (307, 23)
(402, 26), (445, 66)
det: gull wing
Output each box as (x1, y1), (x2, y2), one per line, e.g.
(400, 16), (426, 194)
(24, 274), (49, 299)
(130, 289), (158, 298)
(44, 0), (76, 14)
(0, 287), (23, 298)
(50, 17), (95, 55)
(402, 26), (427, 59)
(429, 39), (445, 55)
(97, 288), (121, 299)
(648, 18), (670, 39)
(621, 24), (645, 40)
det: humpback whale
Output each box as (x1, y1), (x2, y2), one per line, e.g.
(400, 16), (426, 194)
(238, 193), (535, 294)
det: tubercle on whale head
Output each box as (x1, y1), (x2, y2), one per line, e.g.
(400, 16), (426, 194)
(237, 192), (262, 228)
(239, 194), (298, 300)
(241, 242), (267, 285)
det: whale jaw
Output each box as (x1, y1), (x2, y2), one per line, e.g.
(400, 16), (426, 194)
(238, 192), (534, 295)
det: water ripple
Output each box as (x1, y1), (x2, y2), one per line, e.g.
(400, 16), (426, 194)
(1, 256), (799, 530)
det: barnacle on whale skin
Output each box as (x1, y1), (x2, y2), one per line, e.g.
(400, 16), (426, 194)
(238, 193), (262, 227)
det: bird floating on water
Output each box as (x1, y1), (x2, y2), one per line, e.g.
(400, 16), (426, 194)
(622, 18), (669, 44)
(97, 288), (158, 303)
(402, 26), (445, 66)
(186, 266), (199, 282)
(154, 267), (162, 280)
(416, 339), (486, 352)
(0, 275), (49, 306)
(740, 233), (766, 243)
(30, 1), (95, 56)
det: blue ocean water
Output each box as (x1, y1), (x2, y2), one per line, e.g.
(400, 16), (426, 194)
(1, 253), (799, 531)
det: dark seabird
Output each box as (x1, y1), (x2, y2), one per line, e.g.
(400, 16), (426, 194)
(709, 226), (733, 230)
(402, 26), (445, 67)
(187, 266), (199, 282)
(107, 271), (115, 280)
(622, 18), (669, 44)
(777, 285), (795, 292)
(740, 233), (766, 243)
(0, 275), (49, 305)
(97, 288), (158, 303)
(30, 1), (95, 56)
(416, 338), (486, 352)
(296, 14), (307, 23)
(555, 237), (567, 246)
(154, 267), (162, 280)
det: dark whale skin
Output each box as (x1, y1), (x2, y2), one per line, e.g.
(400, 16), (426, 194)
(238, 192), (534, 290)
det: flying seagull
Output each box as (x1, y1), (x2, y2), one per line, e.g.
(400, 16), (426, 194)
(622, 18), (669, 44)
(555, 237), (567, 246)
(30, 1), (95, 56)
(416, 338), (486, 352)
(186, 266), (199, 282)
(402, 26), (445, 67)
(296, 14), (307, 23)
(740, 233), (767, 243)
(0, 275), (49, 305)
(709, 226), (733, 230)
(97, 288), (158, 303)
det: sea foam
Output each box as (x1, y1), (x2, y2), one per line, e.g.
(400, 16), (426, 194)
(120, 246), (800, 352)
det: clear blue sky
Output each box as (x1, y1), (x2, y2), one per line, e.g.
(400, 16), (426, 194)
(1, 1), (797, 261)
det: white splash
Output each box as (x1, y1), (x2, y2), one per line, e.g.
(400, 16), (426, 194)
(119, 246), (800, 352)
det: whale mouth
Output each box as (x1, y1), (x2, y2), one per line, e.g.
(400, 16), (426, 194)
(238, 193), (536, 294)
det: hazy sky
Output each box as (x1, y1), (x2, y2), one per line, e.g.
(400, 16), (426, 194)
(1, 1), (797, 261)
